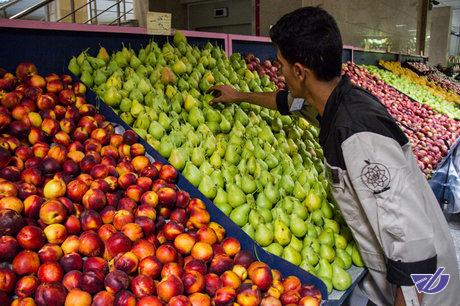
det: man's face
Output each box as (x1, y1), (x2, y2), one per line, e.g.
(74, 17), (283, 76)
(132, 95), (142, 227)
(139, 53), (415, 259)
(276, 50), (303, 97)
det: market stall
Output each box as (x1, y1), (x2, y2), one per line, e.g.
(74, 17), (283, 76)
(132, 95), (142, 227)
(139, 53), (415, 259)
(0, 19), (458, 306)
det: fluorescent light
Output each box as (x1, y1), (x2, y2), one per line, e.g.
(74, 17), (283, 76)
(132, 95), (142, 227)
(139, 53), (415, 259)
(396, 24), (406, 27)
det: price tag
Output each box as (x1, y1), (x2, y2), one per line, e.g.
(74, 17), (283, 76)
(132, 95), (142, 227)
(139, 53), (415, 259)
(290, 98), (305, 112)
(147, 12), (172, 36)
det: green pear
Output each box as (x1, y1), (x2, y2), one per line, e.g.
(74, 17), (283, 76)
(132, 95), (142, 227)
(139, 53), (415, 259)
(290, 216), (308, 238)
(293, 201), (308, 220)
(336, 249), (352, 269)
(351, 244), (364, 267)
(289, 236), (303, 252)
(282, 246), (302, 266)
(241, 223), (255, 239)
(241, 174), (257, 194)
(324, 219), (340, 234)
(103, 86), (121, 107)
(120, 112), (133, 125)
(332, 263), (352, 291)
(301, 246), (319, 266)
(184, 94), (198, 112)
(230, 203), (250, 227)
(129, 88), (143, 103)
(318, 228), (335, 247)
(198, 175), (217, 199)
(137, 79), (151, 95)
(249, 210), (264, 229)
(334, 234), (348, 250)
(227, 184), (246, 208)
(265, 243), (284, 257)
(274, 219), (291, 246)
(321, 200), (334, 219)
(158, 136), (173, 158)
(319, 244), (335, 263)
(316, 258), (333, 279)
(332, 256), (345, 268)
(130, 55), (141, 69)
(173, 30), (187, 45)
(168, 148), (186, 171)
(68, 57), (80, 76)
(172, 60), (187, 75)
(256, 193), (272, 210)
(255, 224), (273, 247)
(80, 71), (93, 87)
(183, 162), (202, 187)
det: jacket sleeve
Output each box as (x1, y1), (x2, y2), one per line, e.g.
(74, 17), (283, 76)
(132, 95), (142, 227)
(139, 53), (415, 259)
(341, 131), (437, 286)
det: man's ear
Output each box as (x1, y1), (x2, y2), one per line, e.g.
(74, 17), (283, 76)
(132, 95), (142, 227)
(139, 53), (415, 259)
(293, 63), (307, 81)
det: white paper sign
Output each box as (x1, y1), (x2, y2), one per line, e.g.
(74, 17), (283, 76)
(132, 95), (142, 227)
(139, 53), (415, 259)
(147, 12), (172, 36)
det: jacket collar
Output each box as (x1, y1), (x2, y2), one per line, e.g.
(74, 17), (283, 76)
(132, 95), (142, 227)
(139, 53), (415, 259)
(318, 75), (352, 146)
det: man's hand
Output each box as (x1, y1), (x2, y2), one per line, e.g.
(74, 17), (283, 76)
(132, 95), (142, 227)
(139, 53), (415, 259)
(208, 85), (279, 110)
(208, 85), (242, 105)
(394, 286), (423, 306)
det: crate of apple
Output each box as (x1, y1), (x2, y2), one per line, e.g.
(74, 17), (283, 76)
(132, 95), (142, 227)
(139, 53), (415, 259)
(0, 63), (324, 306)
(343, 62), (460, 176)
(244, 53), (286, 90)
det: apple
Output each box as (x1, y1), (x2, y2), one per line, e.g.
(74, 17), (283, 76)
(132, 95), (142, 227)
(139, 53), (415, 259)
(79, 230), (104, 257)
(62, 270), (82, 291)
(35, 282), (67, 306)
(14, 275), (39, 298)
(104, 270), (130, 294)
(38, 243), (64, 263)
(65, 289), (92, 306)
(131, 274), (156, 298)
(37, 261), (64, 283)
(60, 253), (83, 272)
(113, 251), (139, 274)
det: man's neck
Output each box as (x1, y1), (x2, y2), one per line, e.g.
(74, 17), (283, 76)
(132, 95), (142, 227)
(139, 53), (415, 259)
(305, 76), (341, 116)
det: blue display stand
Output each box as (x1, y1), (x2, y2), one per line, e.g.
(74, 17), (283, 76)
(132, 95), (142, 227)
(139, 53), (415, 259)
(0, 20), (227, 74)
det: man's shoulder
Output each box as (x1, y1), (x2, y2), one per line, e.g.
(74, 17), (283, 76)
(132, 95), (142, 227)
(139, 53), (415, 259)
(334, 87), (408, 147)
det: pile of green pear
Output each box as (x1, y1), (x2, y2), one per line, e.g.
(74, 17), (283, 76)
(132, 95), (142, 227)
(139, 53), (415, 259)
(68, 31), (364, 293)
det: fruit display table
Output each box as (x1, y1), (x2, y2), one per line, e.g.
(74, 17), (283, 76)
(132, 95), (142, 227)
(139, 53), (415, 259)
(93, 87), (368, 305)
(3, 20), (425, 305)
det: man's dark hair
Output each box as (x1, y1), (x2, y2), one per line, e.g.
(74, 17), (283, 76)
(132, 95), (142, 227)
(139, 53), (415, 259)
(269, 6), (343, 81)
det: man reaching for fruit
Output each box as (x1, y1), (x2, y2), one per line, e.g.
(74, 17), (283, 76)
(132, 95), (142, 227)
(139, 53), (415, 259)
(209, 6), (460, 306)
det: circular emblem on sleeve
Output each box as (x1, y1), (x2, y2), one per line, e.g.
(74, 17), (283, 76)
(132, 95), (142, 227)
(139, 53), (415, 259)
(360, 161), (391, 192)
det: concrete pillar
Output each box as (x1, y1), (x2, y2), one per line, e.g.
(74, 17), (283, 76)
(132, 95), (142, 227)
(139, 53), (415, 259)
(417, 0), (429, 55)
(259, 0), (302, 36)
(56, 0), (88, 23)
(134, 0), (149, 28)
(429, 7), (453, 66)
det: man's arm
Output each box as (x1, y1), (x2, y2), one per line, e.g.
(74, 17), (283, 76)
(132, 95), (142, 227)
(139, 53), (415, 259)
(394, 287), (423, 306)
(208, 85), (279, 110)
(340, 131), (436, 306)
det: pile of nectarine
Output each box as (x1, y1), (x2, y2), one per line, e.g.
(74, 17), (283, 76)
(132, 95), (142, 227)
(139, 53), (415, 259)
(0, 63), (322, 305)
